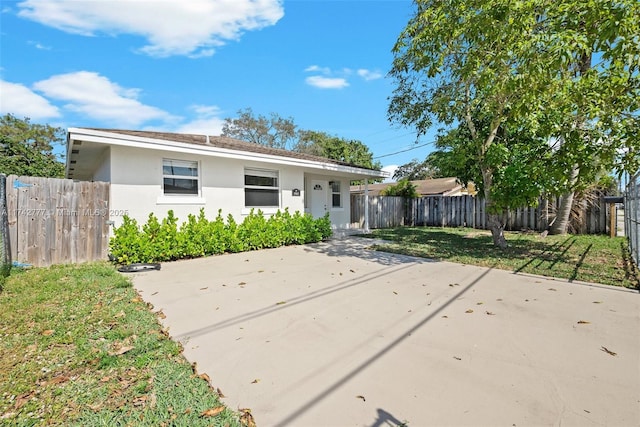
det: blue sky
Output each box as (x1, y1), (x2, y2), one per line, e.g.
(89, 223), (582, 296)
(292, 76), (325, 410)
(0, 0), (438, 177)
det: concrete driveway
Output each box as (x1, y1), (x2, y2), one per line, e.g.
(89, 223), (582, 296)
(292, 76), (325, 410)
(132, 237), (640, 427)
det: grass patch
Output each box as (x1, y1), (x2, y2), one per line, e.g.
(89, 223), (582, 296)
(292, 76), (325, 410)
(364, 227), (639, 288)
(0, 263), (242, 426)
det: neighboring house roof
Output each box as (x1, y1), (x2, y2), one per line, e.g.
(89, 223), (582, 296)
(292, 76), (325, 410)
(350, 177), (473, 196)
(66, 128), (388, 180)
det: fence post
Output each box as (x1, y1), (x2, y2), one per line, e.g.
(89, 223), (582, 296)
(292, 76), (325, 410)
(625, 174), (639, 267)
(0, 174), (11, 285)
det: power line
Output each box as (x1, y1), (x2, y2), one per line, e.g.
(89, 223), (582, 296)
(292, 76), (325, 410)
(373, 141), (435, 159)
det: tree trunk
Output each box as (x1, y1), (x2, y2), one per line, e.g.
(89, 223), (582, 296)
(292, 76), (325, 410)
(550, 49), (591, 235)
(488, 212), (507, 249)
(549, 165), (579, 235)
(481, 167), (508, 249)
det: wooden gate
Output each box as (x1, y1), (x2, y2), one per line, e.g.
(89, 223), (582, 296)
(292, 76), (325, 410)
(6, 175), (110, 267)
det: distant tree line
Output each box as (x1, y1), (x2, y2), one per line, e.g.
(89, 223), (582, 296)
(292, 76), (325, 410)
(0, 114), (65, 178)
(222, 107), (381, 171)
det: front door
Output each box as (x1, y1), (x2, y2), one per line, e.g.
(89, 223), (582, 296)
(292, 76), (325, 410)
(310, 180), (328, 218)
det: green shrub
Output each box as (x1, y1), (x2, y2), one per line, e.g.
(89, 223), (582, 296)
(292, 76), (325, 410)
(110, 216), (145, 264)
(110, 209), (332, 264)
(316, 212), (333, 240)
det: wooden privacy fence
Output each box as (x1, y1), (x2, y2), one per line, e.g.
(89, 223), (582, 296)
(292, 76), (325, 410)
(351, 194), (611, 234)
(5, 175), (110, 267)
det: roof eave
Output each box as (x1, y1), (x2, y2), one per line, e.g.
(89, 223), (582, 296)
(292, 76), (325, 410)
(67, 128), (388, 179)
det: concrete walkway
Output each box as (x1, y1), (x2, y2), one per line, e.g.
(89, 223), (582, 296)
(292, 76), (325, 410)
(132, 237), (640, 427)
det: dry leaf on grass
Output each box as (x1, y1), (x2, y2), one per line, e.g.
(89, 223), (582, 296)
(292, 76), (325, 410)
(47, 376), (70, 386)
(131, 297), (143, 303)
(156, 310), (166, 319)
(239, 408), (256, 427)
(199, 373), (211, 383)
(108, 345), (133, 356)
(216, 387), (226, 398)
(201, 406), (225, 417)
(133, 396), (147, 407)
(114, 310), (126, 318)
(14, 392), (34, 410)
(42, 329), (54, 336)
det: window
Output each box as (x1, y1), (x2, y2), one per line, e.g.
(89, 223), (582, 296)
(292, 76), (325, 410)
(331, 180), (342, 208)
(163, 159), (199, 195)
(245, 168), (279, 207)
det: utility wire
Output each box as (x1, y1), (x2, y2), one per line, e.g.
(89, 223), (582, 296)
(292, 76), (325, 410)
(373, 141), (435, 159)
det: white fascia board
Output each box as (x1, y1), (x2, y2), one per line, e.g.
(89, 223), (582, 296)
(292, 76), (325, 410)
(68, 128), (388, 179)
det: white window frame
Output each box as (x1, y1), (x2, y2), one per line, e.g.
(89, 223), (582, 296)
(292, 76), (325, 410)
(161, 158), (200, 197)
(244, 168), (280, 210)
(330, 180), (342, 209)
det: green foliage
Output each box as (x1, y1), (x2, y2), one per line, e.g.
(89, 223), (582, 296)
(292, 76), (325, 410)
(295, 130), (382, 171)
(389, 0), (640, 244)
(109, 216), (145, 264)
(427, 119), (551, 211)
(315, 212), (333, 241)
(381, 180), (419, 198)
(0, 114), (65, 178)
(393, 158), (438, 181)
(221, 109), (381, 172)
(110, 209), (332, 264)
(222, 107), (297, 149)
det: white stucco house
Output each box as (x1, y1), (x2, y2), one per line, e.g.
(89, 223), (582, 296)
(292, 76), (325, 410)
(66, 128), (387, 232)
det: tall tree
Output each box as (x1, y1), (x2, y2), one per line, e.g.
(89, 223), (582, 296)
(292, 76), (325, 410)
(295, 130), (382, 171)
(535, 2), (640, 234)
(222, 107), (297, 150)
(389, 0), (639, 246)
(222, 109), (382, 171)
(0, 114), (65, 178)
(428, 119), (551, 213)
(392, 158), (438, 181)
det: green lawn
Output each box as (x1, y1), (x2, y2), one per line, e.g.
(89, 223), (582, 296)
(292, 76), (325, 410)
(0, 263), (245, 426)
(364, 227), (639, 288)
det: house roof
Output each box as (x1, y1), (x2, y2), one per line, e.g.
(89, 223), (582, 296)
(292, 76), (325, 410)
(66, 128), (388, 180)
(350, 177), (468, 196)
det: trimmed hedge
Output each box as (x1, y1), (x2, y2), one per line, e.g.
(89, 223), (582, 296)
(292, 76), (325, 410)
(110, 208), (332, 264)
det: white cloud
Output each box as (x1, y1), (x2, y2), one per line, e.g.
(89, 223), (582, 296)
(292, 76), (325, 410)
(305, 75), (349, 89)
(357, 68), (383, 81)
(381, 165), (398, 183)
(28, 40), (51, 50)
(33, 71), (174, 127)
(304, 65), (382, 89)
(175, 105), (225, 135)
(0, 80), (61, 119)
(17, 0), (284, 57)
(304, 65), (330, 74)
